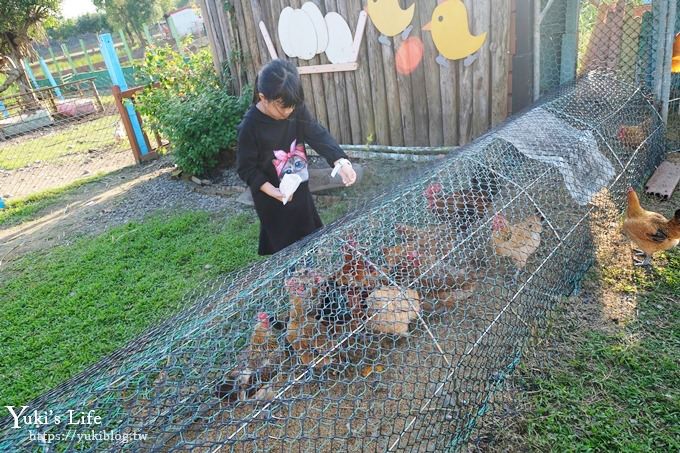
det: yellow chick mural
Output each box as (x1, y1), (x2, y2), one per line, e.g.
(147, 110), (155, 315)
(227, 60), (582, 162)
(423, 0), (487, 67)
(366, 0), (416, 46)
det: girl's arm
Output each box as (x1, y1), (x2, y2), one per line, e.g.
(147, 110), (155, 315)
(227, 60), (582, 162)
(237, 127), (288, 201)
(298, 104), (348, 167)
(236, 127), (269, 190)
(299, 105), (356, 186)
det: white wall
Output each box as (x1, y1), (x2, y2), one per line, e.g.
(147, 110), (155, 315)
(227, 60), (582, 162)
(169, 8), (204, 37)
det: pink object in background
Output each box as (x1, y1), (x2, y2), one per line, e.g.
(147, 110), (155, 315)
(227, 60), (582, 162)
(56, 99), (97, 117)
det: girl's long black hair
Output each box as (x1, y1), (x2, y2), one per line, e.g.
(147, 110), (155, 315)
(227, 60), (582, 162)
(252, 59), (304, 108)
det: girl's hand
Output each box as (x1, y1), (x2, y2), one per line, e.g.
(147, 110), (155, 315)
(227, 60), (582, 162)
(260, 182), (291, 203)
(333, 159), (356, 186)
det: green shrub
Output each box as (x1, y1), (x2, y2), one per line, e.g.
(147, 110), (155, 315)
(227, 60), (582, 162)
(136, 46), (251, 176)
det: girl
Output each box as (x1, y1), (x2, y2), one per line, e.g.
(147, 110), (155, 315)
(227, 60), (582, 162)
(237, 60), (357, 256)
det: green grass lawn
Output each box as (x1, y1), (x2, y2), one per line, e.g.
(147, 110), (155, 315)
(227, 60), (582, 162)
(0, 199), (352, 407)
(0, 211), (262, 407)
(0, 113), (122, 170)
(522, 249), (680, 451)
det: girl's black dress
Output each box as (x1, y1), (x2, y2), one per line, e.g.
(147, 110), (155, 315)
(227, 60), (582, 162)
(236, 104), (347, 255)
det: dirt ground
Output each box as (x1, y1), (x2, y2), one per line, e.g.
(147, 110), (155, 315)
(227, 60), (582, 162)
(0, 155), (242, 269)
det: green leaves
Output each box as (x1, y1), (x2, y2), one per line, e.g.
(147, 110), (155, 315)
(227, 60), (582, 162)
(136, 46), (251, 176)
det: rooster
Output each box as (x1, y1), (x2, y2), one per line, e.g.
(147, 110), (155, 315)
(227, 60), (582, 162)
(423, 173), (499, 232)
(622, 187), (680, 266)
(315, 239), (381, 327)
(215, 312), (284, 401)
(491, 212), (544, 275)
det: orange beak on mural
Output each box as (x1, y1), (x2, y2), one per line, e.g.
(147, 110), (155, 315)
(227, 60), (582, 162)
(422, 22), (432, 31)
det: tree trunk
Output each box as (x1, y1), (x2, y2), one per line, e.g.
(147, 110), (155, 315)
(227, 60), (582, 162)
(3, 35), (40, 112)
(124, 23), (136, 47)
(134, 28), (147, 51)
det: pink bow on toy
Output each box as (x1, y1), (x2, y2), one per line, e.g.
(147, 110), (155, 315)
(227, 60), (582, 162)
(273, 139), (306, 177)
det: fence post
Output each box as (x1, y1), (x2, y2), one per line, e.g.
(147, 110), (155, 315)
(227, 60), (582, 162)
(143, 24), (155, 45)
(118, 30), (135, 63)
(99, 33), (149, 157)
(47, 46), (64, 79)
(38, 57), (64, 100)
(61, 43), (78, 74)
(560, 0), (579, 85)
(167, 16), (185, 56)
(80, 39), (96, 72)
(21, 59), (39, 89)
(660, 0), (677, 124)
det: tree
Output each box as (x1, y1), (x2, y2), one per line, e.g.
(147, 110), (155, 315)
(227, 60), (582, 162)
(93, 0), (160, 48)
(0, 0), (60, 100)
(45, 12), (110, 41)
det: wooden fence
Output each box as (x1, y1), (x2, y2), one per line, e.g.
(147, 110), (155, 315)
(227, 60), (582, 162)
(199, 0), (511, 147)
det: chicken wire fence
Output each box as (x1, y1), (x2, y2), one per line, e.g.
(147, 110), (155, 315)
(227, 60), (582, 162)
(0, 78), (135, 206)
(0, 69), (666, 451)
(539, 0), (666, 91)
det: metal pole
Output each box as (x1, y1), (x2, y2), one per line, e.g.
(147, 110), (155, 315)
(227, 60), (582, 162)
(118, 30), (135, 63)
(38, 57), (64, 100)
(61, 43), (78, 74)
(80, 39), (95, 72)
(99, 33), (149, 156)
(660, 0), (677, 124)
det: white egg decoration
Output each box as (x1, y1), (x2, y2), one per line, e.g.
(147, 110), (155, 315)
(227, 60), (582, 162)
(324, 12), (355, 64)
(301, 2), (329, 54)
(289, 9), (318, 60)
(278, 7), (297, 58)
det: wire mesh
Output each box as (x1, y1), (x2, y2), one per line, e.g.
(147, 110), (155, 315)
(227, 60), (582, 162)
(0, 79), (135, 204)
(0, 67), (666, 451)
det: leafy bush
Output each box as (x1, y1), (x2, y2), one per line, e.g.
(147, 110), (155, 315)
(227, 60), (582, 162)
(136, 46), (251, 176)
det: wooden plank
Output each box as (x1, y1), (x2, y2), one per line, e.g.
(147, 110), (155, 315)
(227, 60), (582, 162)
(378, 31), (404, 146)
(406, 3), (430, 147)
(336, 0), (362, 143)
(297, 62), (359, 74)
(249, 0), (271, 67)
(325, 0), (351, 144)
(471, 0), (491, 139)
(419, 0), (443, 146)
(365, 16), (390, 145)
(258, 21), (278, 59)
(232, 0), (257, 86)
(198, 0), (225, 78)
(240, 0), (263, 80)
(440, 61), (459, 146)
(320, 0), (343, 141)
(457, 0), (475, 145)
(217, 0), (243, 91)
(390, 32), (413, 146)
(347, 0), (375, 145)
(112, 85), (143, 164)
(490, 0), (510, 127)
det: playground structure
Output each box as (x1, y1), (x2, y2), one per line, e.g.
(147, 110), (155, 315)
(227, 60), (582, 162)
(0, 33), (160, 203)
